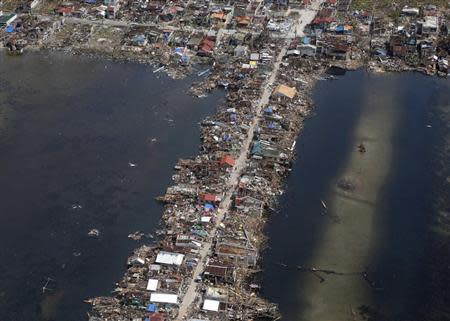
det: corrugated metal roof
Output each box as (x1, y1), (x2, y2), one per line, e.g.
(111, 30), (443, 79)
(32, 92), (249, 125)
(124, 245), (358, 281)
(150, 293), (178, 304)
(155, 251), (184, 266)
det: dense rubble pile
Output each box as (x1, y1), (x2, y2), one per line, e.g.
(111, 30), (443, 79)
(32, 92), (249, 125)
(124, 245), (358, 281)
(84, 1), (326, 320)
(1, 0), (449, 75)
(1, 0), (449, 320)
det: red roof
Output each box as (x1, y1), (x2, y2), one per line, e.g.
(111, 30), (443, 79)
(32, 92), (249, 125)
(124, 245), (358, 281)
(149, 313), (166, 321)
(317, 8), (333, 17)
(56, 7), (73, 13)
(199, 193), (217, 202)
(199, 38), (215, 53)
(236, 16), (251, 25)
(312, 17), (334, 24)
(219, 155), (235, 167)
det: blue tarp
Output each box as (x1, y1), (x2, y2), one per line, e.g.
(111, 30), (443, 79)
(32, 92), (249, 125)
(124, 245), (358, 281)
(204, 203), (214, 211)
(335, 25), (345, 33)
(268, 122), (276, 129)
(5, 25), (14, 33)
(251, 142), (262, 155)
(374, 48), (387, 57)
(302, 36), (311, 44)
(174, 47), (185, 55)
(147, 304), (156, 312)
(223, 134), (231, 142)
(132, 34), (146, 44)
(264, 106), (273, 114)
(163, 32), (171, 42)
(85, 0), (96, 4)
(180, 55), (189, 64)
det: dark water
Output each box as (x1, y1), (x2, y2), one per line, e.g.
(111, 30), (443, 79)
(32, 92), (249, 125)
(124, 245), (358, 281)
(261, 71), (450, 321)
(0, 52), (223, 321)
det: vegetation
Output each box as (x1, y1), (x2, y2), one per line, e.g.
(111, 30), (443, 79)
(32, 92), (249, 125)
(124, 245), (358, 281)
(351, 0), (449, 11)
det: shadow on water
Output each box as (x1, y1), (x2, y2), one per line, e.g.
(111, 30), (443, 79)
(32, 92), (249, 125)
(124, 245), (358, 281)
(421, 81), (450, 321)
(363, 74), (450, 321)
(0, 52), (224, 321)
(361, 73), (433, 321)
(260, 71), (366, 319)
(261, 70), (450, 321)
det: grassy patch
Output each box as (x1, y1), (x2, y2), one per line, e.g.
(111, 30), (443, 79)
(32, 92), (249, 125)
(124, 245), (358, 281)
(351, 0), (449, 11)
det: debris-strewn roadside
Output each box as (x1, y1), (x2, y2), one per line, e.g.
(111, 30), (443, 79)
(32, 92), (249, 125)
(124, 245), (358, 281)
(84, 1), (325, 319)
(1, 0), (449, 76)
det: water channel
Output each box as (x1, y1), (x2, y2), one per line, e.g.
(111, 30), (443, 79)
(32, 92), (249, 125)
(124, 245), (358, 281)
(1, 53), (449, 321)
(0, 52), (223, 321)
(261, 70), (450, 321)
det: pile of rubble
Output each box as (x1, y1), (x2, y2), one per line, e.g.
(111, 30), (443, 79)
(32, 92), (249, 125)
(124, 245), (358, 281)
(2, 0), (449, 321)
(85, 0), (331, 320)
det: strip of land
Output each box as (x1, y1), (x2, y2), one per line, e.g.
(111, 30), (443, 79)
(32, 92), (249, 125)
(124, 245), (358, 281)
(2, 0), (449, 320)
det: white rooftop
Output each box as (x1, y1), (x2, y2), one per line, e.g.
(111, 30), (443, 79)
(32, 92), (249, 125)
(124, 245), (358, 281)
(155, 251), (185, 266)
(150, 293), (178, 304)
(146, 279), (159, 291)
(202, 299), (220, 312)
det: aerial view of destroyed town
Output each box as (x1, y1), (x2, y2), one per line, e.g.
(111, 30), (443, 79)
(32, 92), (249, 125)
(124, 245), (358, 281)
(1, 0), (450, 320)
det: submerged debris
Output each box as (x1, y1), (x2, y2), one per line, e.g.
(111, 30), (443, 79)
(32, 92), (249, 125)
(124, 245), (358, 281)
(358, 143), (366, 153)
(128, 231), (145, 241)
(1, 0), (447, 320)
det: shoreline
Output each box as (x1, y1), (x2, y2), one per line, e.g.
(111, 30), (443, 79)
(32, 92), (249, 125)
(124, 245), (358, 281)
(2, 0), (449, 320)
(87, 3), (324, 321)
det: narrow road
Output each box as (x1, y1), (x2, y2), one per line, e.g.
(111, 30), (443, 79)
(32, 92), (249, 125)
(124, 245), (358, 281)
(175, 2), (322, 320)
(176, 47), (287, 320)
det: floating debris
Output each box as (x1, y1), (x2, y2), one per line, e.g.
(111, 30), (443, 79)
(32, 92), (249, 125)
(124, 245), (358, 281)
(88, 229), (100, 237)
(153, 66), (165, 73)
(198, 69), (210, 77)
(128, 231), (145, 241)
(358, 143), (366, 153)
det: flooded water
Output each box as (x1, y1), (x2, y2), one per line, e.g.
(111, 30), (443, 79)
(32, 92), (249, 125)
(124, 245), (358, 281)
(261, 71), (450, 321)
(0, 52), (223, 321)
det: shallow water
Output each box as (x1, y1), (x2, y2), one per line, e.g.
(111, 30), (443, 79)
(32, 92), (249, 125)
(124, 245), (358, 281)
(0, 52), (223, 321)
(261, 71), (450, 321)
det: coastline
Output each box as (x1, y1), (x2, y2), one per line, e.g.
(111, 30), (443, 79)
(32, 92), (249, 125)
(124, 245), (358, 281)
(1, 0), (449, 320)
(87, 3), (325, 321)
